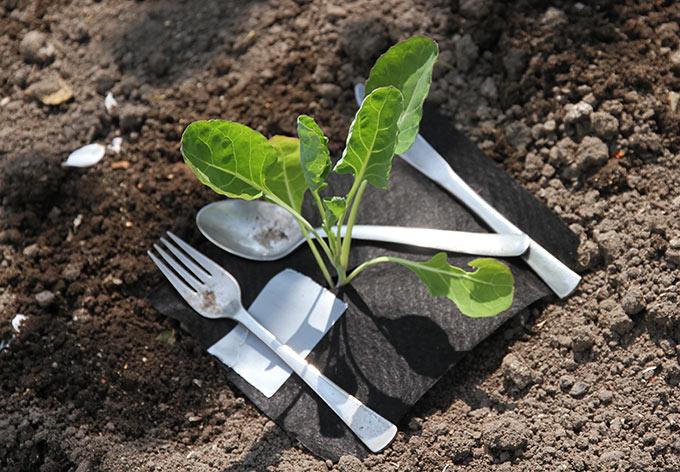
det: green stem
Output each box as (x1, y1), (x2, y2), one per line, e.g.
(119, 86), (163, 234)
(334, 174), (363, 244)
(299, 225), (334, 287)
(339, 179), (368, 269)
(343, 255), (392, 285)
(312, 190), (336, 250)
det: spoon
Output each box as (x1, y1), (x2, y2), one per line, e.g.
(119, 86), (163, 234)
(196, 200), (530, 261)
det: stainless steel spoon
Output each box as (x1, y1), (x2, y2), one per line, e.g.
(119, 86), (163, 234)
(196, 200), (530, 261)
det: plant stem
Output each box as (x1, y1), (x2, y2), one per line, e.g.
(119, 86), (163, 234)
(343, 255), (392, 285)
(312, 190), (336, 249)
(299, 225), (334, 287)
(335, 172), (363, 243)
(339, 179), (368, 269)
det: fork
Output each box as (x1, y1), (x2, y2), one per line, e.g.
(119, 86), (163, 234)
(148, 231), (397, 452)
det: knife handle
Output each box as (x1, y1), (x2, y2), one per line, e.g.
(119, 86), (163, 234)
(402, 136), (581, 298)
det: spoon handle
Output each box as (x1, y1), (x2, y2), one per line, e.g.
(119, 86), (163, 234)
(320, 226), (530, 257)
(233, 306), (397, 452)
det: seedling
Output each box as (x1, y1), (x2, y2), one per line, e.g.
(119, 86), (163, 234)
(180, 36), (514, 317)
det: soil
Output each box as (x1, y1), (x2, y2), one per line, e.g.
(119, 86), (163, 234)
(1, 0), (679, 471)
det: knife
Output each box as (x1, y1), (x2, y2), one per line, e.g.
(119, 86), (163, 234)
(354, 83), (581, 298)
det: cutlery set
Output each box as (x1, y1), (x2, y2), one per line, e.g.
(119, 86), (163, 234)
(148, 84), (581, 452)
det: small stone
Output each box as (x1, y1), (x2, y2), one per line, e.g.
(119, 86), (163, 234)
(541, 7), (567, 28)
(594, 229), (625, 263)
(72, 308), (92, 322)
(36, 290), (56, 307)
(26, 76), (74, 106)
(549, 136), (577, 167)
(503, 47), (527, 81)
(337, 454), (365, 472)
(569, 381), (590, 398)
(67, 22), (89, 43)
(62, 262), (82, 281)
(671, 51), (680, 71)
(582, 92), (597, 107)
(118, 104), (147, 131)
(505, 121), (532, 150)
(621, 285), (644, 315)
(564, 101), (593, 124)
(543, 119), (557, 133)
(665, 361), (680, 386)
(523, 152), (544, 179)
(660, 339), (676, 357)
(597, 389), (613, 404)
(576, 136), (609, 170)
(20, 30), (55, 64)
(326, 5), (347, 19)
(541, 163), (555, 178)
(502, 353), (533, 389)
(600, 450), (625, 467)
(94, 71), (117, 95)
(481, 415), (528, 452)
(590, 111), (619, 140)
(316, 83), (341, 100)
(339, 22), (388, 63)
(578, 239), (601, 269)
(666, 249), (680, 265)
(571, 326), (595, 352)
(455, 34), (478, 72)
(642, 432), (657, 446)
(608, 306), (634, 335)
(559, 374), (575, 391)
(669, 91), (680, 113)
(22, 243), (40, 259)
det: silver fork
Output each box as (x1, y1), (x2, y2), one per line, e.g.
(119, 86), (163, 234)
(148, 231), (397, 453)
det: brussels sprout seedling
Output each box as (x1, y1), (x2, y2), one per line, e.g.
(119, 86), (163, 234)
(181, 36), (514, 317)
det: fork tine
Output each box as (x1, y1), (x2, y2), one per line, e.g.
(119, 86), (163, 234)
(152, 243), (205, 292)
(147, 249), (200, 304)
(166, 231), (224, 276)
(159, 237), (211, 283)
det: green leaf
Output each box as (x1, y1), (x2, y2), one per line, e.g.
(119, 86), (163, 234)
(334, 86), (403, 189)
(397, 254), (514, 318)
(297, 115), (330, 192)
(322, 196), (347, 226)
(181, 120), (277, 200)
(156, 329), (176, 346)
(365, 36), (438, 154)
(265, 136), (307, 213)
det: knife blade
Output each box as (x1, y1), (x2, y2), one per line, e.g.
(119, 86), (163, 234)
(354, 83), (581, 298)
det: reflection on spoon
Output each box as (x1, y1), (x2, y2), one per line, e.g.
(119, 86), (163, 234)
(196, 200), (530, 261)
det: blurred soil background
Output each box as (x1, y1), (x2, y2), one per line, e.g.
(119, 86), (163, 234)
(1, 0), (680, 470)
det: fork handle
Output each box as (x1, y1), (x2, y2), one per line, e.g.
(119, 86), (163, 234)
(233, 307), (397, 452)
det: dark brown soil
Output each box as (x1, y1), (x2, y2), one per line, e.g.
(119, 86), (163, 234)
(1, 0), (679, 471)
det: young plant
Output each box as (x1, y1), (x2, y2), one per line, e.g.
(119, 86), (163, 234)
(180, 36), (514, 318)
